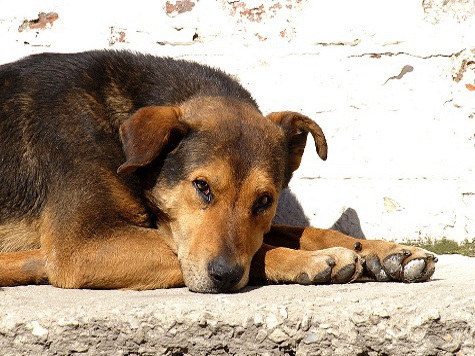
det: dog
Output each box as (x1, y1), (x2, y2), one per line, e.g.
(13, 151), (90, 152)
(0, 51), (437, 293)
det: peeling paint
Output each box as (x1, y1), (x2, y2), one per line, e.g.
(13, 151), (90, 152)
(165, 0), (197, 16)
(18, 12), (59, 32)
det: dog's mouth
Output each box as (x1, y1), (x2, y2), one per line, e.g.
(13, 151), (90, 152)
(179, 258), (249, 293)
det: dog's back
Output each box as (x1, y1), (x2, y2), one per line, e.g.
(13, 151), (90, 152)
(0, 51), (257, 250)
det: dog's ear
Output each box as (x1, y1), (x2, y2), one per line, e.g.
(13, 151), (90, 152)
(117, 106), (188, 175)
(267, 111), (327, 184)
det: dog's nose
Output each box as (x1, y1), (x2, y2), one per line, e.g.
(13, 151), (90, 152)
(208, 257), (244, 292)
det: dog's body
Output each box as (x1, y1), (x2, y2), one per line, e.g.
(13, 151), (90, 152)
(0, 51), (436, 292)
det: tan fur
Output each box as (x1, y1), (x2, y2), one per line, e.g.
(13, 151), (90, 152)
(0, 221), (41, 252)
(149, 158), (278, 291)
(39, 206), (183, 290)
(0, 249), (46, 286)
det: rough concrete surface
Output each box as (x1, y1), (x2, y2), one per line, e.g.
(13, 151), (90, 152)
(1, 255), (474, 355)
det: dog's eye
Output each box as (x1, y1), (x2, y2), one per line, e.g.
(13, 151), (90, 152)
(193, 179), (212, 202)
(253, 194), (273, 215)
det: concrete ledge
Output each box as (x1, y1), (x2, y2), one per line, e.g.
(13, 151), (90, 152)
(1, 255), (474, 355)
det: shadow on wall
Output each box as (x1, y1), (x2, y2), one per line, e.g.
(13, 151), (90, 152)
(273, 189), (366, 239)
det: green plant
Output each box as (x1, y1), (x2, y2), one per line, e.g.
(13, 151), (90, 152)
(408, 237), (475, 257)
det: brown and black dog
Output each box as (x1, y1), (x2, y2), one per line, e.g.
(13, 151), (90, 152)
(0, 51), (436, 293)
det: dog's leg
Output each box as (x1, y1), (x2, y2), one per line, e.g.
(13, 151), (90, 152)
(42, 226), (184, 290)
(0, 250), (47, 286)
(263, 225), (437, 283)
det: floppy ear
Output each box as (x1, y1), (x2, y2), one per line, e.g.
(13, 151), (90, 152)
(267, 111), (328, 184)
(117, 106), (188, 175)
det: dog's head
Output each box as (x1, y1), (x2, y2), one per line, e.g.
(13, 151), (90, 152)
(117, 97), (327, 293)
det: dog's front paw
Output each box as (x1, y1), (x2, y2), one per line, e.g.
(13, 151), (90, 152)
(297, 247), (363, 285)
(363, 245), (437, 283)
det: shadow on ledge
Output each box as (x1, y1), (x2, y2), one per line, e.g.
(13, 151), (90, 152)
(273, 188), (366, 239)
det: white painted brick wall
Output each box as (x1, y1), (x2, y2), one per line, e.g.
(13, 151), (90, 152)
(0, 0), (473, 242)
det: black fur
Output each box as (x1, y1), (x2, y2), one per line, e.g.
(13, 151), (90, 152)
(0, 50), (259, 224)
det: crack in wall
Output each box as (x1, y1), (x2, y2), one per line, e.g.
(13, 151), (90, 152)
(349, 49), (464, 59)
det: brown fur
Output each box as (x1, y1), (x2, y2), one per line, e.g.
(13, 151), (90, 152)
(0, 51), (436, 293)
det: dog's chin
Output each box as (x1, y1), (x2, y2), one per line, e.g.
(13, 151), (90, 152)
(184, 272), (249, 294)
(187, 282), (245, 294)
(188, 284), (225, 294)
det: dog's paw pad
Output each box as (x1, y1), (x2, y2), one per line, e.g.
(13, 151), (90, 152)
(402, 255), (437, 282)
(383, 250), (410, 278)
(332, 263), (356, 283)
(296, 273), (312, 285)
(364, 254), (391, 281)
(326, 249), (363, 284)
(402, 258), (426, 281)
(297, 264), (332, 284)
